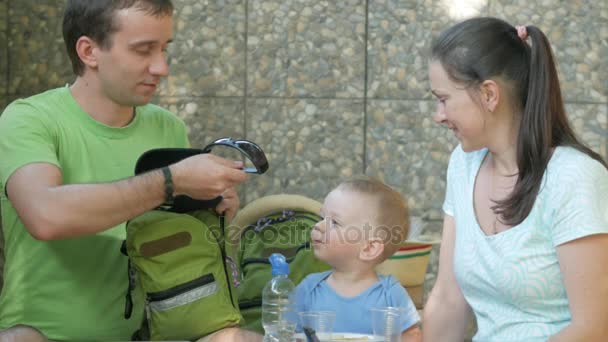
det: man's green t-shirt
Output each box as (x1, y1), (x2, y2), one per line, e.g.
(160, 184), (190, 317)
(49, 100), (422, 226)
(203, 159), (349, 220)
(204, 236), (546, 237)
(0, 87), (189, 341)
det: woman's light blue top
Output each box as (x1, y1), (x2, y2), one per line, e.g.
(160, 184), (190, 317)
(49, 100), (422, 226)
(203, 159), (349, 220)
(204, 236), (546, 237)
(444, 145), (608, 341)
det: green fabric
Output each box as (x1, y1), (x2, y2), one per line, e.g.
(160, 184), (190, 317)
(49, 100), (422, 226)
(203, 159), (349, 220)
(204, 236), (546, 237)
(0, 87), (189, 341)
(236, 211), (331, 333)
(126, 210), (242, 341)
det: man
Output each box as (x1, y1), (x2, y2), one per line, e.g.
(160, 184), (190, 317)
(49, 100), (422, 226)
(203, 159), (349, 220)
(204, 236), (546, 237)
(0, 1), (261, 341)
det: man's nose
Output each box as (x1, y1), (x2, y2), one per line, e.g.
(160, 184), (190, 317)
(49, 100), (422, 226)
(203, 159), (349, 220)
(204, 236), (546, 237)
(149, 53), (170, 77)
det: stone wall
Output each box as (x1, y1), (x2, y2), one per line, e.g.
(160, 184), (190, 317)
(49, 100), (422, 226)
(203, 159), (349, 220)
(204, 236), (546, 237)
(0, 0), (607, 338)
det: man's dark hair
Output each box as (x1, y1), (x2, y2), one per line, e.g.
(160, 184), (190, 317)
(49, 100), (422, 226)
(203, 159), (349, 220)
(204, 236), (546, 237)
(62, 0), (174, 76)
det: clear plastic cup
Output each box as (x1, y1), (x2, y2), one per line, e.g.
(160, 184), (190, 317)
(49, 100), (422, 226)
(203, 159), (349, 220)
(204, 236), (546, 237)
(298, 311), (336, 341)
(370, 307), (407, 342)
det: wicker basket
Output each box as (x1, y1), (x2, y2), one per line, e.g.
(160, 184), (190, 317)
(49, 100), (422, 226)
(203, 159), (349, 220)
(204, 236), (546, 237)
(376, 242), (434, 287)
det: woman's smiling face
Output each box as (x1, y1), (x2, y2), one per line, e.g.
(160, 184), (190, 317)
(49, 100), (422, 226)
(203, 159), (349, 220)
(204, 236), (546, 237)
(429, 60), (488, 152)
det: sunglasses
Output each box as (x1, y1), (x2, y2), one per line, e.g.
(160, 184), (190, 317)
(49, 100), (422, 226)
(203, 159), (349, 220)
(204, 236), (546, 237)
(202, 137), (269, 174)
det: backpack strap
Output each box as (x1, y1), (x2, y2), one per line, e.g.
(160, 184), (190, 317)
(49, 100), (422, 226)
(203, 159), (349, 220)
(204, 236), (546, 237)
(120, 240), (136, 319)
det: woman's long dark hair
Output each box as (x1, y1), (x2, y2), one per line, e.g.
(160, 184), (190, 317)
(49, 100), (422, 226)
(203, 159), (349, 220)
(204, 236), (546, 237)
(432, 17), (607, 226)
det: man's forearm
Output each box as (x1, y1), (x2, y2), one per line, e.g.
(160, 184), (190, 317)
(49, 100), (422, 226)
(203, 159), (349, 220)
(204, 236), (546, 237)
(27, 169), (166, 239)
(10, 154), (247, 240)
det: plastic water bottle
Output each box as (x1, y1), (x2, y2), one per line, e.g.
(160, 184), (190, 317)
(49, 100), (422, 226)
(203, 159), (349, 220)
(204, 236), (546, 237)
(262, 253), (297, 342)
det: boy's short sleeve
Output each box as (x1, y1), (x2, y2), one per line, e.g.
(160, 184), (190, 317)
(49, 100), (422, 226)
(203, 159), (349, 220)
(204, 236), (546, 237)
(386, 278), (420, 331)
(0, 101), (60, 193)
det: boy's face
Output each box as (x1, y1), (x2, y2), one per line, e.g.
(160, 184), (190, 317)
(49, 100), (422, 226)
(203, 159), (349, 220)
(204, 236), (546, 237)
(92, 8), (173, 107)
(311, 188), (379, 267)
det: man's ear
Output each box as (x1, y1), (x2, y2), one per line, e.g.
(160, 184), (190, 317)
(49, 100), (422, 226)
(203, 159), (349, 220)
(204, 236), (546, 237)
(360, 238), (384, 261)
(480, 79), (500, 113)
(75, 36), (100, 70)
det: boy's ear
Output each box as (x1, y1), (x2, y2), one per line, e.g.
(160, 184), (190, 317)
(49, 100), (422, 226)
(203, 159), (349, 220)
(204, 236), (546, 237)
(359, 238), (384, 261)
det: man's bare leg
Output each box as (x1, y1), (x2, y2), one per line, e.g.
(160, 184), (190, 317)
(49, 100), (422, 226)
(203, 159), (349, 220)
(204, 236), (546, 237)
(197, 327), (263, 342)
(0, 325), (49, 342)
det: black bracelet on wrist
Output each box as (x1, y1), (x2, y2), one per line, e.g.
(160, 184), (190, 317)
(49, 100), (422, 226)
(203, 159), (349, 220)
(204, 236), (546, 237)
(161, 166), (174, 205)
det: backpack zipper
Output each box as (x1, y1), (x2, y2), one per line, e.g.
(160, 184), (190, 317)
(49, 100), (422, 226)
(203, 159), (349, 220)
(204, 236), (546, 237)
(218, 215), (238, 309)
(146, 273), (219, 314)
(147, 273), (215, 302)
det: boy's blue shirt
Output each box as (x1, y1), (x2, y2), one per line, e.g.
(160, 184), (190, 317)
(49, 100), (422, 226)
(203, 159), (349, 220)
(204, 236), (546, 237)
(295, 271), (420, 334)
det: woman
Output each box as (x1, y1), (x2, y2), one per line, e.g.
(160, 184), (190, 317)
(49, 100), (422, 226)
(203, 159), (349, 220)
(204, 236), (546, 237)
(423, 17), (608, 341)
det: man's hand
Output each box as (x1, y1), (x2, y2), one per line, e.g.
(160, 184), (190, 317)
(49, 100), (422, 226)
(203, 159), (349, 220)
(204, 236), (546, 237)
(171, 154), (248, 200)
(215, 187), (240, 222)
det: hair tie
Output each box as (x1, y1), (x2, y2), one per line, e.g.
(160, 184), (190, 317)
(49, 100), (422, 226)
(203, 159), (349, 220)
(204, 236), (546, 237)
(515, 25), (528, 41)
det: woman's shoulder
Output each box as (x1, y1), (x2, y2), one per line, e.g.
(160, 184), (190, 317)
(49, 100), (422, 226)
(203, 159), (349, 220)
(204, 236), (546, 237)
(553, 145), (602, 161)
(542, 146), (608, 200)
(548, 146), (607, 180)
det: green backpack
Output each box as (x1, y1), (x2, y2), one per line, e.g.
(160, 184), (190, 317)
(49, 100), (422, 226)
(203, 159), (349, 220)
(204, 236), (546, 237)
(124, 209), (242, 341)
(229, 194), (332, 333)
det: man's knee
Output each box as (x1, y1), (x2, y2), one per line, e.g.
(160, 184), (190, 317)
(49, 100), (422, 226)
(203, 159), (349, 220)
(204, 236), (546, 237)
(0, 325), (49, 342)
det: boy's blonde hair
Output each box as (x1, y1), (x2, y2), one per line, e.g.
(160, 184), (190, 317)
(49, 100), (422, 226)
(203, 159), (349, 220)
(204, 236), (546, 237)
(337, 176), (409, 261)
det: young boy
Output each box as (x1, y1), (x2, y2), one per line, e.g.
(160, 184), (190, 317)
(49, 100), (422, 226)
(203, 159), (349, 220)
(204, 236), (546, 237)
(295, 177), (422, 341)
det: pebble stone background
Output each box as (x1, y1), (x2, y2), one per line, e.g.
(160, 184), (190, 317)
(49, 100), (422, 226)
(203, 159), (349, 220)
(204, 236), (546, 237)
(0, 0), (606, 339)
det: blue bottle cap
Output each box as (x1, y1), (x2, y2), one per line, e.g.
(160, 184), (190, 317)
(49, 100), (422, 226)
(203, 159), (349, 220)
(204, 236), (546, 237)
(269, 253), (289, 276)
